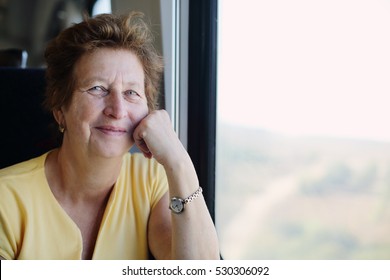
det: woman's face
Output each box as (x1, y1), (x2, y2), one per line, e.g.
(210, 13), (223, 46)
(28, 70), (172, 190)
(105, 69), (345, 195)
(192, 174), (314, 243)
(57, 48), (149, 159)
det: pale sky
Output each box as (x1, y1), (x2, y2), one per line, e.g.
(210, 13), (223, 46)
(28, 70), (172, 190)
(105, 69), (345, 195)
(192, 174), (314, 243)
(217, 0), (390, 142)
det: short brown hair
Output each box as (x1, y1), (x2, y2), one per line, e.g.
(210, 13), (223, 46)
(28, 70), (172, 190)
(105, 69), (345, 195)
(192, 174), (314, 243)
(44, 12), (163, 112)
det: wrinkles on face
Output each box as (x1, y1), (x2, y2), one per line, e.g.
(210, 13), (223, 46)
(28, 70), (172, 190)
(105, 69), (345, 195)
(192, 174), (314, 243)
(61, 49), (149, 158)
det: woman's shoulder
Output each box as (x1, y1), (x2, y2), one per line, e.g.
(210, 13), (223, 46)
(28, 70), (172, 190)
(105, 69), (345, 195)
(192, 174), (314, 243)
(0, 153), (51, 225)
(0, 153), (48, 186)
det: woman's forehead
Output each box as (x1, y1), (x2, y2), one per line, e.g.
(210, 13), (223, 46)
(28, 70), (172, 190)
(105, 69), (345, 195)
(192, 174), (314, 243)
(73, 48), (145, 87)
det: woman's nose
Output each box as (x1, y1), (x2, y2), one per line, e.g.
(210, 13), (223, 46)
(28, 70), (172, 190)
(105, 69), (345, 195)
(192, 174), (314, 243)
(103, 91), (127, 119)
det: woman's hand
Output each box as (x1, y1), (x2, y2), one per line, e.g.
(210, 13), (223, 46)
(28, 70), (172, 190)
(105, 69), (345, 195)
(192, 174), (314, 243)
(133, 110), (186, 167)
(135, 110), (220, 259)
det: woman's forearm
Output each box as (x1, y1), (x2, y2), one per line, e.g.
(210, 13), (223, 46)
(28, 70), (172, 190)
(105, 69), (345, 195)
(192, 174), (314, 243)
(164, 153), (220, 259)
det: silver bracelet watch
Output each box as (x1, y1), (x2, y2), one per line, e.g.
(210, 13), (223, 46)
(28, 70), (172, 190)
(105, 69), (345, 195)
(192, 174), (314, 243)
(169, 186), (203, 214)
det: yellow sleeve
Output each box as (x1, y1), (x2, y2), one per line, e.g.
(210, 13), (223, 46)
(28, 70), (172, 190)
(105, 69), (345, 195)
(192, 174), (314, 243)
(0, 188), (18, 260)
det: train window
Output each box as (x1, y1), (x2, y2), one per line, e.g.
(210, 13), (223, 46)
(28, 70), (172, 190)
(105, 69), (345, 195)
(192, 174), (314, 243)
(216, 0), (390, 259)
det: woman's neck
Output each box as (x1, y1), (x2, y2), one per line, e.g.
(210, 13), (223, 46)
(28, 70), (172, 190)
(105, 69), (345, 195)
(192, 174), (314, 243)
(46, 146), (123, 202)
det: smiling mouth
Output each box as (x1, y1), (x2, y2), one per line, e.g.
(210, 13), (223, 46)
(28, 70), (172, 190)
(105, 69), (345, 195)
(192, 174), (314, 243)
(95, 126), (128, 135)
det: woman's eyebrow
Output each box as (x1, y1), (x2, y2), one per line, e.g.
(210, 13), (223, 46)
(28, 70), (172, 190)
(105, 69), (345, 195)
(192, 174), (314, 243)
(77, 76), (107, 86)
(76, 75), (144, 90)
(124, 80), (143, 88)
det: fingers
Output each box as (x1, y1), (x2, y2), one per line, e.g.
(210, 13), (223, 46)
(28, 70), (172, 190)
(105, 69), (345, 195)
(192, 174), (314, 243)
(133, 123), (152, 158)
(132, 110), (179, 164)
(137, 139), (153, 158)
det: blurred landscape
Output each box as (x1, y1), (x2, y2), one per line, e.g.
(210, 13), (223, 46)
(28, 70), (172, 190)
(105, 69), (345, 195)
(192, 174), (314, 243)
(216, 122), (390, 259)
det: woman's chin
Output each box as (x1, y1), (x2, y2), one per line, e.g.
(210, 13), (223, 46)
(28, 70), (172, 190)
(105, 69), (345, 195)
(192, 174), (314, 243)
(93, 144), (133, 159)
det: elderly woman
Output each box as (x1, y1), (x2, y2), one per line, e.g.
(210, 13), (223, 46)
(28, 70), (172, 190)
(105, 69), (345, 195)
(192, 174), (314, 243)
(0, 12), (219, 260)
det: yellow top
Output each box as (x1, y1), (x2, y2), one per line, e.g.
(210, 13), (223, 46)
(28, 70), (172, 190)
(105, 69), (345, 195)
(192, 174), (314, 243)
(0, 152), (168, 260)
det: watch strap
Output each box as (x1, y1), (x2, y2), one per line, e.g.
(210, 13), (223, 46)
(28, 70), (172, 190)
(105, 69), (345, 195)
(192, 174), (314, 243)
(183, 186), (203, 204)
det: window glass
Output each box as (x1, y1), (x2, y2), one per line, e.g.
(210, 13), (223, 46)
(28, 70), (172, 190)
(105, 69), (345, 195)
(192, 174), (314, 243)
(92, 0), (112, 15)
(216, 0), (390, 259)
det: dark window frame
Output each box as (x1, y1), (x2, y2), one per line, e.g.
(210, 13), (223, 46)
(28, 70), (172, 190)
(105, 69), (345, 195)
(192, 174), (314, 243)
(187, 0), (218, 221)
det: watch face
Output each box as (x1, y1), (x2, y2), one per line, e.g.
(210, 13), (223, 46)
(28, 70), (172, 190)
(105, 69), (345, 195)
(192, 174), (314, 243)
(170, 197), (184, 213)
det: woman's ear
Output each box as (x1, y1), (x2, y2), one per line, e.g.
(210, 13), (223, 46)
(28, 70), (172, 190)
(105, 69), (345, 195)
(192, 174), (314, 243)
(53, 109), (66, 133)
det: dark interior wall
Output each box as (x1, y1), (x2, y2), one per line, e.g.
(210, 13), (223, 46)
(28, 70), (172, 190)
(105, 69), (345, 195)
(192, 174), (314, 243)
(0, 0), (162, 67)
(0, 0), (85, 66)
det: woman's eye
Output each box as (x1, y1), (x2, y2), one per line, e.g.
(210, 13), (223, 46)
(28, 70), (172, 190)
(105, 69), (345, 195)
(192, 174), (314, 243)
(124, 90), (141, 99)
(87, 86), (108, 97)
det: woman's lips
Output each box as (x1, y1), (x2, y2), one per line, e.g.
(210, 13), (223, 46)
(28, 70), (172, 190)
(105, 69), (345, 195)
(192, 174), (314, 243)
(95, 125), (128, 136)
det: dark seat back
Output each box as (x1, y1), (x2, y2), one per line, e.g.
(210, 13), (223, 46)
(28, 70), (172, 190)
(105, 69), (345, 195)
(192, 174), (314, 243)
(0, 49), (28, 68)
(0, 68), (58, 169)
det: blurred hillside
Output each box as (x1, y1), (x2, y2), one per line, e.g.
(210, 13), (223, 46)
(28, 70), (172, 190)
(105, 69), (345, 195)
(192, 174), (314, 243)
(216, 122), (390, 259)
